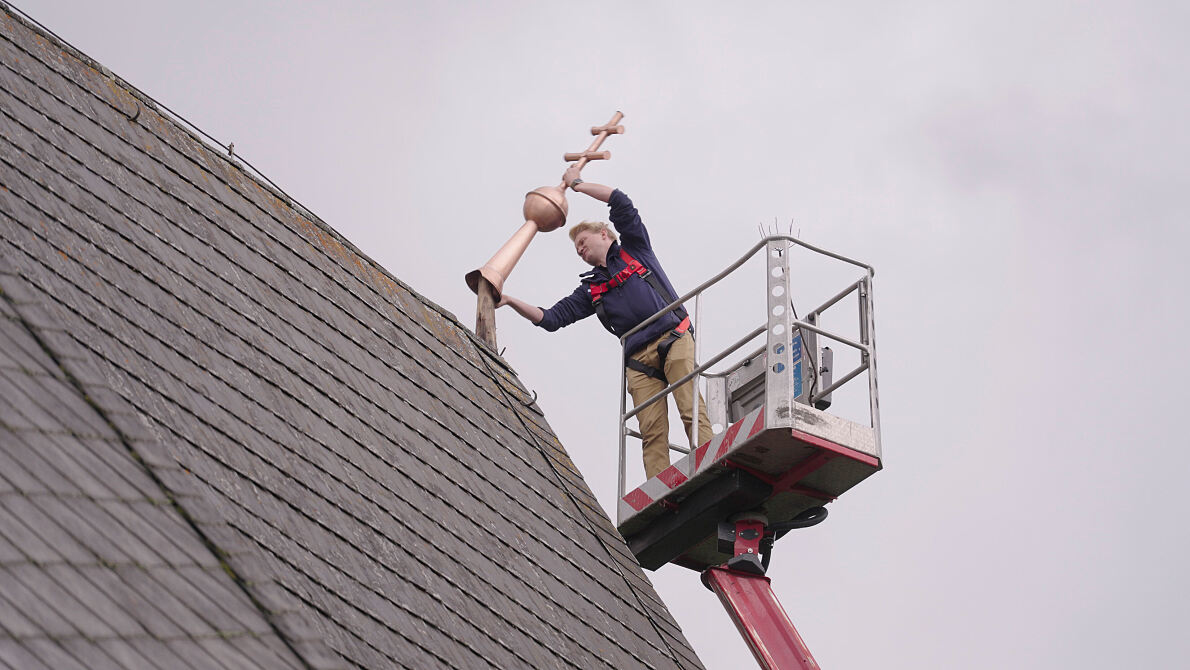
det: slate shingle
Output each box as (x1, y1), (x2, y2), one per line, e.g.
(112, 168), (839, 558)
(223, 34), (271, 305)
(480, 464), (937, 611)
(0, 437), (49, 494)
(0, 588), (44, 638)
(56, 639), (127, 670)
(0, 638), (50, 670)
(0, 499), (66, 564)
(18, 638), (91, 670)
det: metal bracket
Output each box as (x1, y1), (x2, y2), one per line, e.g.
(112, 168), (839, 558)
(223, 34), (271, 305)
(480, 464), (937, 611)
(718, 515), (768, 575)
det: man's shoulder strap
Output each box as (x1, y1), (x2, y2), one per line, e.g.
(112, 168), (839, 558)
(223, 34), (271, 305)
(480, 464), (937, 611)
(591, 248), (648, 296)
(585, 247), (687, 328)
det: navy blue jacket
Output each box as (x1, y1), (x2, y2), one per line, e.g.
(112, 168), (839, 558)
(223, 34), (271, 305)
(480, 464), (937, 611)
(537, 189), (687, 359)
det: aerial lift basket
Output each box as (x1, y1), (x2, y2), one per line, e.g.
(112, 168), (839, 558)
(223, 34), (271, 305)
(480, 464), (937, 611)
(615, 235), (881, 572)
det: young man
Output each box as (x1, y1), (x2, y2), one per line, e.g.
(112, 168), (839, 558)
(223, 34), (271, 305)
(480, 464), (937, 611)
(499, 165), (713, 479)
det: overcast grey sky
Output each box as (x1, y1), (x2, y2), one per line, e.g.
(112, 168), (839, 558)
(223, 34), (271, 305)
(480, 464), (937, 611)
(15, 1), (1190, 667)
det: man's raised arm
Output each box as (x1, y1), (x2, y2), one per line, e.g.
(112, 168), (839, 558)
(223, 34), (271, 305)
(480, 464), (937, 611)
(564, 164), (613, 202)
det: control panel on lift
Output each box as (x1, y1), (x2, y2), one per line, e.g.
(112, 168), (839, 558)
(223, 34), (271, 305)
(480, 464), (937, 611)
(615, 236), (882, 572)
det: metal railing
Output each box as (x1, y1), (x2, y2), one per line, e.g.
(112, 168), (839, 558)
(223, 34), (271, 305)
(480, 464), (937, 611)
(616, 235), (879, 504)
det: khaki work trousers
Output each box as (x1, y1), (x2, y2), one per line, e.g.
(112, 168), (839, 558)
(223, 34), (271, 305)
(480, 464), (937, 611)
(627, 330), (714, 479)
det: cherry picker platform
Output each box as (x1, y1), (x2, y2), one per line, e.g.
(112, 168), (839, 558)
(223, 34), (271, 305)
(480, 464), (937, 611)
(614, 235), (881, 669)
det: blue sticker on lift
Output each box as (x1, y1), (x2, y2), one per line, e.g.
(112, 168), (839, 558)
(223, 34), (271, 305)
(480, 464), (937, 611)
(792, 332), (803, 398)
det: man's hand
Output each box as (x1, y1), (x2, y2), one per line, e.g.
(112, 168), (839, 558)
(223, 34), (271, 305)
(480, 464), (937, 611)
(562, 166), (615, 203)
(563, 164), (583, 189)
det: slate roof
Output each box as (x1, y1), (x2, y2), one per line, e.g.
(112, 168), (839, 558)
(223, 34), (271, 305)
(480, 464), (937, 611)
(0, 5), (703, 669)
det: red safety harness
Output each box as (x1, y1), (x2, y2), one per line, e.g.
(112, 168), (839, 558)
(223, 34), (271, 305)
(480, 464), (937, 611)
(589, 248), (691, 382)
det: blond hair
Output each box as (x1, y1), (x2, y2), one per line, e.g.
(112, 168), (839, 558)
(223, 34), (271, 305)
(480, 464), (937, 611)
(568, 220), (617, 242)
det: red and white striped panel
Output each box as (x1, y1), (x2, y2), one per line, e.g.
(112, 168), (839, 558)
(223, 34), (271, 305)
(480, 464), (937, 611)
(620, 405), (767, 522)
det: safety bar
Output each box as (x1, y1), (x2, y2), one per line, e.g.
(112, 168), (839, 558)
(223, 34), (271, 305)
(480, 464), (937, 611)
(701, 343), (766, 381)
(626, 429), (690, 455)
(814, 358), (868, 402)
(620, 236), (873, 342)
(790, 319), (867, 356)
(807, 279), (862, 320)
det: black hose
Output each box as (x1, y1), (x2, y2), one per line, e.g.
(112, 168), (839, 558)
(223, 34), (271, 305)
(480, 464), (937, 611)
(771, 506), (829, 534)
(760, 506), (829, 571)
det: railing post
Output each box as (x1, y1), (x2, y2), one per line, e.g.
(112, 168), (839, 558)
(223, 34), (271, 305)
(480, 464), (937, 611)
(765, 240), (796, 429)
(860, 273), (882, 457)
(618, 356), (628, 522)
(691, 292), (703, 476)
